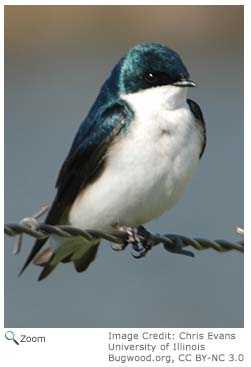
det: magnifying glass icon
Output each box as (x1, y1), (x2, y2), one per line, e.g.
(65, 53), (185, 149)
(5, 330), (19, 345)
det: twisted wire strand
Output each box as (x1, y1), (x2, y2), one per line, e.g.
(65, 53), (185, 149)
(4, 217), (244, 256)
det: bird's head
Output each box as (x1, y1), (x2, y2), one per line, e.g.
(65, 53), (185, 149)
(97, 43), (196, 111)
(117, 43), (196, 95)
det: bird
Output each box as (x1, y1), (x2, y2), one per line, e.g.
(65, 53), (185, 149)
(20, 42), (206, 280)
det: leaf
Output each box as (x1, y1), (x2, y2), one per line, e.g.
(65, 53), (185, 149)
(72, 243), (99, 272)
(37, 237), (99, 280)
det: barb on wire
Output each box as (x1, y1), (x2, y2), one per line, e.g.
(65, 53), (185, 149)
(4, 206), (244, 260)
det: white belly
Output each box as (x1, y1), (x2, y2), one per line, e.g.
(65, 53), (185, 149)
(69, 86), (202, 231)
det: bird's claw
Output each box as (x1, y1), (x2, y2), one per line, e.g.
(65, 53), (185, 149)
(132, 246), (150, 259)
(114, 224), (154, 259)
(132, 234), (153, 258)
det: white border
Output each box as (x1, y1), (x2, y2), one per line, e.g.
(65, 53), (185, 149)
(2, 1), (249, 5)
(2, 1), (249, 366)
(1, 0), (5, 341)
(244, 3), (249, 332)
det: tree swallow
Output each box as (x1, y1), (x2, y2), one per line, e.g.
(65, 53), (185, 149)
(20, 43), (206, 279)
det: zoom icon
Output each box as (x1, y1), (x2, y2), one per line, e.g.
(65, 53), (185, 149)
(5, 330), (19, 345)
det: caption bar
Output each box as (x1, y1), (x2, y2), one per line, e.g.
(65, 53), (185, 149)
(107, 330), (245, 366)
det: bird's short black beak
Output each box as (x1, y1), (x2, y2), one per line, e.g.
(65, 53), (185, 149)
(173, 79), (197, 88)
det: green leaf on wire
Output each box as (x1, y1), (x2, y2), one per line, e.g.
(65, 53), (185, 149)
(38, 236), (99, 281)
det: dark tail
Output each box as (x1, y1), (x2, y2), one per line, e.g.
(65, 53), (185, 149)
(19, 238), (47, 276)
(19, 191), (100, 278)
(19, 194), (63, 276)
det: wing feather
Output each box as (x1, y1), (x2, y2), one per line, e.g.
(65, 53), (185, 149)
(19, 101), (132, 275)
(187, 98), (206, 158)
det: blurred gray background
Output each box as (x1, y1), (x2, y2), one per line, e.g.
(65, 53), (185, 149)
(5, 5), (243, 328)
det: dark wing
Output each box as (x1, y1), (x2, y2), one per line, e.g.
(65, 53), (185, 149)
(187, 98), (206, 158)
(19, 101), (133, 275)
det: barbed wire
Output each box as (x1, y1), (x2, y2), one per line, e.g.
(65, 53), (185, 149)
(4, 205), (244, 259)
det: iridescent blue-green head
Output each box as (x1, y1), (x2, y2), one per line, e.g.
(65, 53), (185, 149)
(118, 43), (195, 94)
(91, 42), (196, 115)
(104, 43), (196, 97)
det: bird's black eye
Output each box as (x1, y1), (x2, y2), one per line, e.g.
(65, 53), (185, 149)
(144, 71), (157, 84)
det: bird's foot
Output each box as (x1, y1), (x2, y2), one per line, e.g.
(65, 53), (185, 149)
(111, 224), (131, 251)
(131, 226), (154, 258)
(113, 224), (154, 258)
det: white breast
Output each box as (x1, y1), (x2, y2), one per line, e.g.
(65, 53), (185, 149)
(69, 85), (203, 231)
